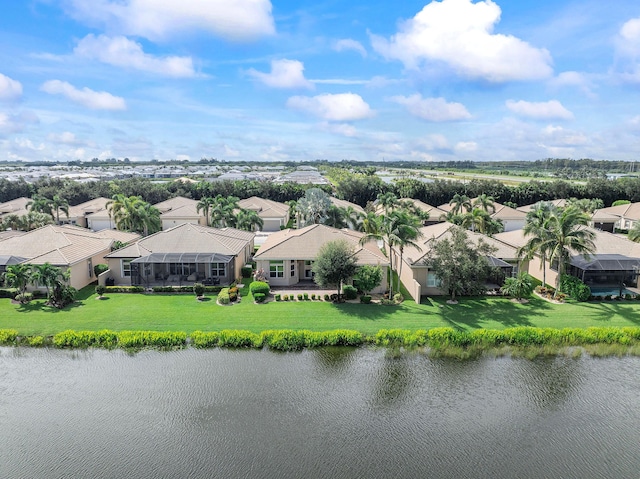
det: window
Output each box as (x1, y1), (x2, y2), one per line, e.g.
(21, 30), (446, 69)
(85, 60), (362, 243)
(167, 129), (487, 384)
(88, 259), (93, 277)
(270, 261), (284, 278)
(427, 272), (441, 287)
(290, 262), (296, 277)
(122, 259), (132, 277)
(304, 260), (314, 278)
(211, 262), (226, 277)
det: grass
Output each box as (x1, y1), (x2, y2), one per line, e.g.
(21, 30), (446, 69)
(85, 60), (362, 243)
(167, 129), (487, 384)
(2, 286), (640, 337)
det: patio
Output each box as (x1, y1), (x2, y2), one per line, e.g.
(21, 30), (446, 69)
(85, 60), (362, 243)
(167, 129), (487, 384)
(129, 252), (233, 288)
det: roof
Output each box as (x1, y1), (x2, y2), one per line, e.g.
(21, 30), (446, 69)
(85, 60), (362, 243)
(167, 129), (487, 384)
(571, 254), (640, 272)
(153, 196), (199, 213)
(516, 199), (567, 213)
(131, 252), (234, 264)
(592, 202), (640, 222)
(67, 197), (111, 219)
(0, 197), (31, 218)
(106, 223), (254, 259)
(253, 224), (388, 266)
(0, 224), (117, 266)
(238, 196), (290, 218)
(328, 197), (365, 214)
(438, 198), (525, 220)
(0, 255), (28, 266)
(160, 203), (202, 219)
(0, 230), (26, 241)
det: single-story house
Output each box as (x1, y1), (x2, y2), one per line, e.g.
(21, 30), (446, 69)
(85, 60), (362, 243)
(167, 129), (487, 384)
(397, 222), (524, 302)
(494, 227), (640, 289)
(591, 202), (640, 232)
(65, 197), (111, 228)
(154, 197), (207, 230)
(328, 197), (365, 215)
(0, 225), (140, 290)
(238, 196), (290, 232)
(0, 197), (31, 220)
(516, 199), (567, 213)
(104, 223), (255, 287)
(438, 198), (527, 232)
(253, 224), (389, 293)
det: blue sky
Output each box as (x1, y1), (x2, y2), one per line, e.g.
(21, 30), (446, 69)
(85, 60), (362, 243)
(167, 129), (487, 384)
(2, 0), (640, 163)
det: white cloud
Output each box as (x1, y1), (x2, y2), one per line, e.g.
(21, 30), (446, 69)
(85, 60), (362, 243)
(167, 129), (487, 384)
(541, 125), (588, 146)
(321, 122), (358, 137)
(74, 35), (196, 78)
(334, 39), (367, 57)
(549, 71), (595, 98)
(506, 99), (573, 120)
(246, 59), (314, 89)
(615, 18), (640, 83)
(0, 111), (39, 135)
(370, 0), (553, 82)
(41, 80), (127, 110)
(64, 0), (275, 42)
(286, 93), (373, 121)
(0, 73), (22, 101)
(455, 141), (478, 152)
(47, 131), (92, 146)
(391, 94), (471, 121)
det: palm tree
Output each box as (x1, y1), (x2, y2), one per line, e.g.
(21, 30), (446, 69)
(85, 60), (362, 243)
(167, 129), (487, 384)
(448, 194), (472, 215)
(235, 209), (264, 232)
(27, 195), (54, 218)
(210, 195), (240, 228)
(472, 194), (496, 214)
(52, 195), (70, 224)
(541, 206), (596, 295)
(461, 208), (503, 236)
(323, 205), (347, 229)
(500, 272), (534, 301)
(389, 210), (423, 294)
(342, 206), (364, 231)
(4, 263), (33, 300)
(107, 194), (160, 235)
(517, 202), (555, 288)
(196, 197), (216, 227)
(629, 222), (640, 242)
(134, 201), (161, 236)
(361, 211), (381, 234)
(31, 263), (62, 299)
(107, 194), (134, 231)
(376, 192), (400, 214)
(296, 188), (331, 226)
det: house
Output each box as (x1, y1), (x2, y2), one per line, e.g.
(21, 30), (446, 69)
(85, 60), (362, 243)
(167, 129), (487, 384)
(66, 197), (111, 228)
(154, 197), (207, 230)
(398, 198), (447, 225)
(590, 202), (640, 232)
(0, 225), (139, 289)
(494, 227), (640, 289)
(104, 223), (255, 287)
(438, 198), (527, 232)
(516, 199), (567, 213)
(253, 224), (389, 293)
(397, 222), (523, 302)
(0, 197), (31, 220)
(328, 197), (365, 214)
(238, 196), (290, 232)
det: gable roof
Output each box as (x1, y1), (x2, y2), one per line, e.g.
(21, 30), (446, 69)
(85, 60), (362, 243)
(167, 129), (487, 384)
(438, 198), (526, 220)
(253, 224), (388, 265)
(398, 198), (448, 219)
(516, 199), (567, 213)
(328, 197), (365, 214)
(153, 196), (199, 213)
(106, 223), (254, 259)
(238, 196), (290, 218)
(592, 202), (640, 222)
(67, 197), (111, 219)
(0, 225), (120, 266)
(0, 197), (31, 218)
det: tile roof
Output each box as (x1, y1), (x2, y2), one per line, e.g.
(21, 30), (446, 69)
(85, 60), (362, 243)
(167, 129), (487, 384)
(438, 198), (526, 220)
(153, 196), (199, 213)
(238, 196), (290, 218)
(67, 197), (111, 219)
(516, 199), (567, 213)
(0, 197), (31, 218)
(592, 202), (640, 222)
(253, 224), (388, 265)
(328, 197), (365, 214)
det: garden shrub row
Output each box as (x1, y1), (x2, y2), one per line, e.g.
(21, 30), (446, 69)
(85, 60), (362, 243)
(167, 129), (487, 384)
(0, 288), (18, 299)
(105, 286), (145, 293)
(52, 329), (187, 349)
(151, 285), (224, 294)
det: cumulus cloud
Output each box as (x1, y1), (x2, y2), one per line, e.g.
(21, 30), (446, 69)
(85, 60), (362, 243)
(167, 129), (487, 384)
(320, 122), (358, 137)
(286, 93), (373, 121)
(74, 35), (196, 78)
(64, 0), (275, 42)
(549, 71), (595, 98)
(334, 39), (367, 57)
(615, 18), (640, 82)
(41, 80), (127, 110)
(506, 99), (573, 120)
(0, 73), (23, 101)
(0, 111), (39, 136)
(540, 125), (588, 146)
(370, 0), (553, 82)
(391, 94), (471, 121)
(455, 141), (478, 152)
(246, 59), (314, 89)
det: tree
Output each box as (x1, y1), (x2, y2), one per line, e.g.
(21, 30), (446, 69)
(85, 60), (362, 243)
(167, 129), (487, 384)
(235, 209), (264, 232)
(312, 239), (358, 299)
(196, 196), (216, 227)
(4, 264), (32, 300)
(323, 205), (347, 229)
(297, 188), (331, 226)
(460, 208), (503, 235)
(353, 265), (383, 296)
(448, 194), (472, 215)
(424, 226), (497, 302)
(107, 194), (160, 235)
(376, 192), (400, 214)
(27, 195), (54, 217)
(52, 195), (70, 224)
(517, 201), (555, 287)
(629, 222), (640, 242)
(472, 194), (496, 214)
(210, 195), (240, 228)
(31, 263), (61, 300)
(500, 272), (534, 301)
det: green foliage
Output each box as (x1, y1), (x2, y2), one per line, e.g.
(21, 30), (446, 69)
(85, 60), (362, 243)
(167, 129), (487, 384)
(218, 288), (230, 305)
(612, 200), (631, 206)
(191, 331), (220, 348)
(360, 294), (372, 304)
(0, 288), (18, 299)
(27, 336), (44, 347)
(0, 329), (18, 345)
(500, 272), (534, 300)
(95, 285), (106, 297)
(261, 329), (363, 351)
(393, 293), (404, 303)
(254, 293), (266, 303)
(311, 294), (316, 300)
(303, 293), (309, 300)
(274, 294), (281, 301)
(249, 281), (270, 295)
(342, 284), (358, 300)
(193, 282), (205, 297)
(353, 265), (383, 295)
(217, 330), (262, 348)
(297, 293), (303, 301)
(93, 264), (109, 277)
(241, 266), (253, 278)
(559, 275), (591, 302)
(14, 292), (33, 303)
(105, 286), (145, 293)
(117, 331), (187, 349)
(283, 294), (289, 301)
(324, 294), (330, 301)
(312, 239), (358, 295)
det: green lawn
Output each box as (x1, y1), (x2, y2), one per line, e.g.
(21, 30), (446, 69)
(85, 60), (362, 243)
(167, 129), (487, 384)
(2, 287), (640, 336)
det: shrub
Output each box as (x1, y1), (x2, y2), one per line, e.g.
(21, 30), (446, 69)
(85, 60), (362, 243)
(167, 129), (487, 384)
(254, 293), (266, 303)
(95, 285), (106, 297)
(105, 286), (145, 293)
(0, 288), (18, 299)
(14, 292), (33, 303)
(604, 294), (612, 301)
(218, 330), (262, 348)
(342, 284), (358, 300)
(218, 288), (230, 305)
(93, 264), (109, 277)
(574, 283), (591, 302)
(241, 265), (253, 278)
(191, 331), (220, 348)
(228, 289), (238, 302)
(625, 293), (634, 300)
(0, 329), (18, 345)
(193, 282), (205, 297)
(324, 294), (330, 301)
(303, 293), (309, 300)
(297, 293), (303, 301)
(250, 281), (270, 296)
(560, 274), (591, 302)
(393, 293), (404, 303)
(28, 336), (44, 347)
(275, 294), (281, 301)
(360, 294), (372, 304)
(311, 294), (316, 300)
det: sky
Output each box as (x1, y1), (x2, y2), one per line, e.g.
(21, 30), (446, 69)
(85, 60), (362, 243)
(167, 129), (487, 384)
(2, 0), (640, 163)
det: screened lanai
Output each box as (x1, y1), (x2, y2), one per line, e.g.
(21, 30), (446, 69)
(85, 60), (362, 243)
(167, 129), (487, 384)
(130, 252), (234, 287)
(568, 254), (640, 287)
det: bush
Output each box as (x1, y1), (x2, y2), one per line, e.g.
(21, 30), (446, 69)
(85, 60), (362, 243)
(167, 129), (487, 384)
(228, 288), (238, 302)
(0, 329), (18, 345)
(283, 294), (289, 301)
(250, 281), (270, 296)
(311, 294), (316, 300)
(191, 331), (220, 348)
(241, 265), (253, 278)
(217, 330), (262, 348)
(254, 293), (266, 303)
(574, 283), (591, 302)
(297, 293), (303, 301)
(324, 294), (330, 301)
(93, 264), (109, 277)
(275, 294), (281, 301)
(193, 282), (205, 297)
(560, 275), (591, 302)
(28, 336), (44, 347)
(95, 285), (106, 297)
(604, 295), (612, 301)
(393, 293), (404, 303)
(342, 284), (358, 300)
(360, 294), (372, 304)
(0, 288), (18, 299)
(14, 292), (33, 303)
(218, 288), (230, 305)
(303, 293), (309, 300)
(105, 286), (145, 293)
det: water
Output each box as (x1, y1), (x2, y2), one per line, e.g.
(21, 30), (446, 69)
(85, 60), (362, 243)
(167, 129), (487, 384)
(1, 347), (639, 479)
(590, 286), (635, 297)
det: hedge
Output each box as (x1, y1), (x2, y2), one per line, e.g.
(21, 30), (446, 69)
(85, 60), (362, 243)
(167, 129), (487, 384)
(249, 281), (270, 296)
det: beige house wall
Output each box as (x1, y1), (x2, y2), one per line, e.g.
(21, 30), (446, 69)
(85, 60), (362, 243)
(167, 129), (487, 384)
(106, 258), (133, 286)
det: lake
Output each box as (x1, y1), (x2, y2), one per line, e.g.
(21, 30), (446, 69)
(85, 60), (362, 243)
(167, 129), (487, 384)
(1, 347), (638, 478)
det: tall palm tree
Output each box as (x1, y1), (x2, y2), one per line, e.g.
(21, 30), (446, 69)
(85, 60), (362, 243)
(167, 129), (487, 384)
(27, 195), (54, 218)
(389, 210), (424, 294)
(323, 205), (347, 229)
(31, 263), (62, 299)
(517, 202), (555, 288)
(4, 263), (32, 300)
(196, 196), (216, 227)
(52, 195), (70, 224)
(210, 195), (240, 228)
(461, 208), (503, 236)
(628, 222), (640, 242)
(107, 194), (134, 231)
(472, 194), (496, 214)
(376, 192), (400, 214)
(448, 194), (472, 216)
(134, 201), (161, 236)
(540, 205), (596, 295)
(235, 209), (264, 232)
(361, 211), (381, 234)
(343, 206), (364, 231)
